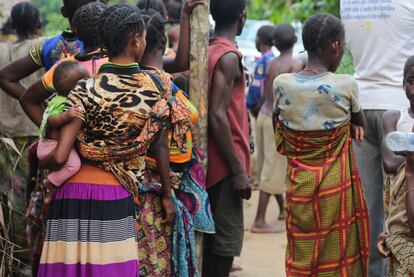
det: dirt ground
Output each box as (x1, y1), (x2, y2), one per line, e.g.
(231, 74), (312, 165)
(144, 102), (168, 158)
(231, 190), (287, 277)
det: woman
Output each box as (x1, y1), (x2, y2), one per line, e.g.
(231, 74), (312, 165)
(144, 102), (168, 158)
(0, 0), (94, 100)
(137, 5), (213, 276)
(0, 2), (43, 274)
(274, 13), (370, 276)
(19, 3), (108, 275)
(36, 4), (190, 276)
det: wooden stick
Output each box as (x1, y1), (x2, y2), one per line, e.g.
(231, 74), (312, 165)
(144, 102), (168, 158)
(189, 2), (210, 274)
(189, 1), (210, 164)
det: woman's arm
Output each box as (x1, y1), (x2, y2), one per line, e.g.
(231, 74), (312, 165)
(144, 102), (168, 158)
(351, 110), (366, 129)
(0, 55), (41, 99)
(381, 110), (406, 174)
(150, 129), (175, 224)
(39, 118), (83, 170)
(163, 0), (205, 73)
(20, 79), (53, 126)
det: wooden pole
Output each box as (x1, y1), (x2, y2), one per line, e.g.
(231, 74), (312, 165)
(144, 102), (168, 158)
(189, 1), (209, 160)
(189, 1), (210, 275)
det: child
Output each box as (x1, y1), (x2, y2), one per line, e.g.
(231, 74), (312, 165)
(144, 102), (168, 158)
(251, 23), (303, 233)
(246, 25), (275, 117)
(37, 61), (89, 202)
(273, 13), (369, 276)
(377, 56), (414, 276)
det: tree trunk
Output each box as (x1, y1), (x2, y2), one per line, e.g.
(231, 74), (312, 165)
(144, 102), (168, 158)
(189, 1), (209, 162)
(189, 2), (210, 275)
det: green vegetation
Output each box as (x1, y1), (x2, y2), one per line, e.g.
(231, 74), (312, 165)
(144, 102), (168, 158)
(32, 0), (137, 36)
(247, 0), (339, 24)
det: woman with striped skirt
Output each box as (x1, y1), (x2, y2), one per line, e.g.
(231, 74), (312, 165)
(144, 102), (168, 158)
(35, 4), (191, 276)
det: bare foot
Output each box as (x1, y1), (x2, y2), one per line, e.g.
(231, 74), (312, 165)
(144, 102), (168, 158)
(251, 222), (283, 233)
(278, 212), (286, 220)
(231, 264), (242, 272)
(43, 179), (57, 204)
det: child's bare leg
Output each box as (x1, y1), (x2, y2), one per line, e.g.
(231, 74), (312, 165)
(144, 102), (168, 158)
(251, 191), (280, 233)
(275, 194), (286, 220)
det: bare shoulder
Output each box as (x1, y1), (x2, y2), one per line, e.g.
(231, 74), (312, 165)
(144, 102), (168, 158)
(292, 58), (304, 72)
(216, 52), (240, 72)
(383, 109), (401, 123)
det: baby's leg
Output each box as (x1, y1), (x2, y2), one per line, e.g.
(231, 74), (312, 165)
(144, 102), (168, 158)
(37, 139), (58, 160)
(47, 148), (81, 186)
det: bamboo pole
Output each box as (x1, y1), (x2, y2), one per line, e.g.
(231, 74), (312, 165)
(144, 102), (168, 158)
(189, 1), (210, 275)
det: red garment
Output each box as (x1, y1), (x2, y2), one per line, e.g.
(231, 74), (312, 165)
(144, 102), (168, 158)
(207, 37), (250, 188)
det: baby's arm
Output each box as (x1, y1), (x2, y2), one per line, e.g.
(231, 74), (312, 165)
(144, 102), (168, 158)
(381, 110), (406, 175)
(47, 106), (83, 128)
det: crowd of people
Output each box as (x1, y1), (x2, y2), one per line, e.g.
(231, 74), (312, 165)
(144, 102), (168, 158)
(1, 0), (414, 276)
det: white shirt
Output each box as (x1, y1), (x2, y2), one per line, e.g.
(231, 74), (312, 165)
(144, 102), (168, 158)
(341, 0), (414, 110)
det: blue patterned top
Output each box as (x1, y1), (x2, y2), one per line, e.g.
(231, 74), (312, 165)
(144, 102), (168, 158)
(273, 72), (361, 130)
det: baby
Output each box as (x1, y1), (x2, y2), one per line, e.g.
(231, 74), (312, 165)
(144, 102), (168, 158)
(37, 61), (89, 202)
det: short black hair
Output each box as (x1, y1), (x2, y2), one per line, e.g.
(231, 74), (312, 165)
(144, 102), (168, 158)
(166, 1), (182, 21)
(141, 9), (167, 53)
(98, 4), (146, 57)
(257, 25), (275, 47)
(137, 0), (167, 19)
(403, 56), (414, 82)
(53, 61), (89, 96)
(274, 23), (296, 51)
(302, 12), (344, 54)
(210, 0), (246, 27)
(63, 0), (107, 23)
(10, 2), (41, 37)
(72, 2), (107, 49)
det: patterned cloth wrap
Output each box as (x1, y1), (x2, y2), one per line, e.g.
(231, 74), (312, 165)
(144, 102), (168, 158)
(75, 70), (192, 197)
(386, 235), (414, 277)
(384, 165), (414, 277)
(275, 119), (370, 276)
(139, 163), (198, 277)
(177, 148), (215, 233)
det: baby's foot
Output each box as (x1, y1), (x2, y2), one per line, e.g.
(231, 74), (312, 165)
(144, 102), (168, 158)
(43, 179), (57, 204)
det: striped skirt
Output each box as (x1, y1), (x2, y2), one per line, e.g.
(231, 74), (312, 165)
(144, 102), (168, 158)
(38, 165), (139, 277)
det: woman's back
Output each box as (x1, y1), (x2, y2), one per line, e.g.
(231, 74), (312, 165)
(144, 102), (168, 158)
(274, 72), (360, 131)
(69, 64), (163, 143)
(0, 38), (45, 137)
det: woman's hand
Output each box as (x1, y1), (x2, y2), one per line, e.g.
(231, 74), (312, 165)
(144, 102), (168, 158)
(351, 124), (364, 140)
(182, 0), (206, 17)
(377, 232), (391, 258)
(161, 196), (175, 224)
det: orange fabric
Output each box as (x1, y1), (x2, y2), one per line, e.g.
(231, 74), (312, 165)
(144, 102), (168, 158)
(66, 164), (120, 185)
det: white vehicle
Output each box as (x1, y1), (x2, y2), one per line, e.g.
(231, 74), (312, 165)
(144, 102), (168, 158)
(235, 19), (307, 75)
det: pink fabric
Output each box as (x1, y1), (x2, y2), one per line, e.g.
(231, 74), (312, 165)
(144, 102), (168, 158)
(206, 38), (251, 188)
(37, 139), (81, 186)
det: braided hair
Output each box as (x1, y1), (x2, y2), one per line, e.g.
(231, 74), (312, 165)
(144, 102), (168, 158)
(72, 2), (107, 49)
(63, 0), (107, 23)
(403, 56), (414, 83)
(137, 0), (167, 19)
(98, 4), (146, 58)
(10, 2), (41, 37)
(140, 8), (167, 54)
(302, 12), (344, 55)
